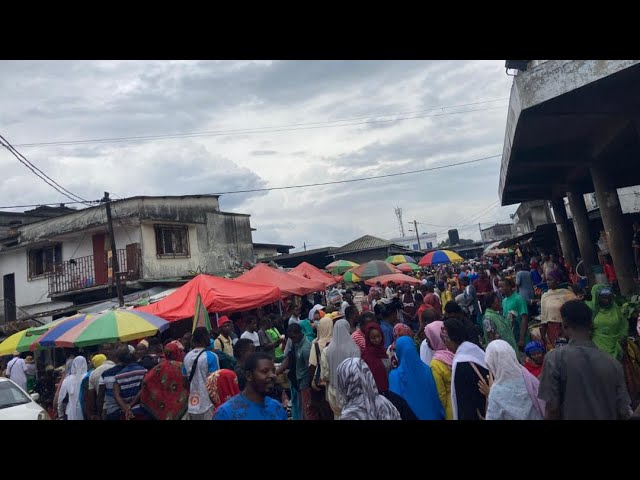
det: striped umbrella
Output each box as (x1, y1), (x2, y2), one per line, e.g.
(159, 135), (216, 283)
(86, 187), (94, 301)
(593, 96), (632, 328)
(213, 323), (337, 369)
(36, 314), (93, 349)
(385, 255), (417, 265)
(348, 260), (399, 280)
(53, 309), (170, 348)
(0, 314), (88, 355)
(396, 262), (421, 273)
(325, 260), (359, 275)
(418, 250), (464, 267)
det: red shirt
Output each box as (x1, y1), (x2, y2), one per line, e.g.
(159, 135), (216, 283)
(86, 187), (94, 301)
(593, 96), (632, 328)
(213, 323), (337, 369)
(604, 264), (617, 282)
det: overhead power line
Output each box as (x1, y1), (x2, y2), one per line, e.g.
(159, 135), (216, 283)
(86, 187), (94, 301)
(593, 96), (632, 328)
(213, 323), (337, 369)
(0, 134), (91, 205)
(208, 155), (501, 195)
(12, 102), (508, 148)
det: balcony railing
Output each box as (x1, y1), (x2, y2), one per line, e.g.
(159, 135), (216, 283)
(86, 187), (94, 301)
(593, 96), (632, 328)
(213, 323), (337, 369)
(47, 247), (141, 295)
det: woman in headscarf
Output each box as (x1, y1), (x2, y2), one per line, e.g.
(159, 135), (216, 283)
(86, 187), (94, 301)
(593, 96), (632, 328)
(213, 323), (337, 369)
(140, 342), (188, 420)
(300, 305), (322, 342)
(443, 318), (488, 420)
(308, 315), (334, 420)
(523, 341), (545, 378)
(321, 319), (361, 419)
(207, 369), (240, 410)
(57, 356), (88, 420)
(540, 269), (576, 349)
(388, 336), (444, 420)
(481, 340), (545, 420)
(425, 321), (455, 420)
(387, 323), (414, 368)
(586, 284), (627, 360)
(361, 322), (390, 393)
(336, 357), (400, 420)
(481, 292), (518, 353)
(424, 287), (443, 320)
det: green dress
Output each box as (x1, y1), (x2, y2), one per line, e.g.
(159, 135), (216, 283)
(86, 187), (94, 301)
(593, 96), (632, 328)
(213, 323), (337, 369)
(482, 308), (519, 353)
(586, 284), (627, 360)
(502, 292), (531, 346)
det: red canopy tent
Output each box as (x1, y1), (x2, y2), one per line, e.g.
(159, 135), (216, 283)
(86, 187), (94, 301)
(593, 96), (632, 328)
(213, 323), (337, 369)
(289, 262), (336, 287)
(237, 263), (326, 297)
(136, 274), (281, 322)
(364, 273), (422, 287)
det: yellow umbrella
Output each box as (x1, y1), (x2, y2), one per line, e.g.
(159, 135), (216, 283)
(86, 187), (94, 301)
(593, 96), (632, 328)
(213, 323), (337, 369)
(0, 330), (27, 356)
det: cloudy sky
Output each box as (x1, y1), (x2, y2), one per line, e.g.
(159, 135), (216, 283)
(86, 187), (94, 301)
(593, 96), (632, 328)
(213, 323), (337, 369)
(0, 60), (519, 251)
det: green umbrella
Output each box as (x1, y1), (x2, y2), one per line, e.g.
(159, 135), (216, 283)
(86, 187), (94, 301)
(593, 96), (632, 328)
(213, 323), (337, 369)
(325, 260), (359, 275)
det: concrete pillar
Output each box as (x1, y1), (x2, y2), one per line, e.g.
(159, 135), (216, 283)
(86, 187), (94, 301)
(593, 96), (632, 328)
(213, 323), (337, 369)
(566, 190), (598, 286)
(590, 165), (636, 295)
(550, 197), (576, 267)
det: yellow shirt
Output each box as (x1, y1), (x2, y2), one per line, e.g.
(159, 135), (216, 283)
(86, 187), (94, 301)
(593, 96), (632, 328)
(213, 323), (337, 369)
(440, 290), (454, 313)
(430, 359), (453, 420)
(215, 335), (234, 356)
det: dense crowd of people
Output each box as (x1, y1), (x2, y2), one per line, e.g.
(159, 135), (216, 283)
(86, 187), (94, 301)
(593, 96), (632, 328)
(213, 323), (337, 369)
(3, 250), (640, 420)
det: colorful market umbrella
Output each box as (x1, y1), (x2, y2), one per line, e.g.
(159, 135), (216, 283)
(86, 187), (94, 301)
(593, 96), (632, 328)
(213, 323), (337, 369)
(418, 250), (464, 267)
(396, 262), (421, 273)
(53, 309), (170, 348)
(364, 273), (422, 287)
(0, 330), (28, 356)
(36, 314), (94, 349)
(343, 270), (362, 283)
(349, 260), (399, 280)
(385, 255), (417, 265)
(0, 314), (87, 355)
(325, 260), (359, 275)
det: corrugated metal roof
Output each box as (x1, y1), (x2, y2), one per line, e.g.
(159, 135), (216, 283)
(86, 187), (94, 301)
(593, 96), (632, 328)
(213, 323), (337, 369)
(259, 246), (336, 262)
(333, 235), (391, 254)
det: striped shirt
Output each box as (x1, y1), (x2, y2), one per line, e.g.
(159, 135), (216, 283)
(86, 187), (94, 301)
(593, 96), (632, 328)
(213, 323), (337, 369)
(352, 330), (366, 354)
(100, 365), (124, 416)
(114, 363), (147, 405)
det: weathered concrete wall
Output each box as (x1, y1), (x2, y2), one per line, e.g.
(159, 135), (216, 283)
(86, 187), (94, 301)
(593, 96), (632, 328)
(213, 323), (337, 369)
(199, 213), (254, 273)
(140, 223), (202, 278)
(14, 196), (219, 246)
(0, 248), (48, 307)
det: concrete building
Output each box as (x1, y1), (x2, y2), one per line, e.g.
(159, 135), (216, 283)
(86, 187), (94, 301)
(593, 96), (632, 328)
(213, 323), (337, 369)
(261, 247), (337, 269)
(499, 59), (640, 294)
(387, 233), (437, 251)
(253, 242), (294, 260)
(0, 195), (254, 327)
(480, 223), (516, 243)
(512, 200), (554, 235)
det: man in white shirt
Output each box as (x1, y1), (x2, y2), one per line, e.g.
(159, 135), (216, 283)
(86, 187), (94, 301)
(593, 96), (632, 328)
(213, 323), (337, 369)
(6, 352), (28, 391)
(182, 327), (220, 420)
(340, 291), (353, 316)
(240, 316), (261, 347)
(385, 281), (397, 300)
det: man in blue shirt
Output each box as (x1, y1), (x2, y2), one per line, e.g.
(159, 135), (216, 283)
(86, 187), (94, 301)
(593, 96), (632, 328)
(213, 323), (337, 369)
(213, 352), (287, 420)
(379, 302), (396, 349)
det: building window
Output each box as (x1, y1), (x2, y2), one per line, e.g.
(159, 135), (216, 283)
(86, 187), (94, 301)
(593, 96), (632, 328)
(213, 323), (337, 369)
(426, 242), (433, 249)
(154, 224), (190, 258)
(28, 244), (62, 279)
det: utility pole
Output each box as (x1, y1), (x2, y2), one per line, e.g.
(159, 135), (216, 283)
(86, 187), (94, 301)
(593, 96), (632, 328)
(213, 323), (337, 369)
(101, 192), (124, 307)
(304, 242), (307, 252)
(412, 220), (421, 250)
(479, 223), (485, 250)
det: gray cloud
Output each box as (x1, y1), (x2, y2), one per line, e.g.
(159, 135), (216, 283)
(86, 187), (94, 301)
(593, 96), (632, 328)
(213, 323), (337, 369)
(0, 60), (517, 248)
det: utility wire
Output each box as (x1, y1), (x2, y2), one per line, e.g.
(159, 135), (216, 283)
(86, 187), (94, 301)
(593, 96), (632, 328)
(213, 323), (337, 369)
(0, 200), (97, 210)
(12, 99), (508, 148)
(208, 155), (502, 195)
(0, 134), (91, 205)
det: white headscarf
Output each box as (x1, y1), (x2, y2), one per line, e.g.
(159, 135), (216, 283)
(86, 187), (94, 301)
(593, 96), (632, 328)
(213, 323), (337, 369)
(484, 340), (544, 420)
(59, 355), (88, 421)
(324, 319), (361, 390)
(451, 341), (487, 420)
(337, 358), (400, 420)
(308, 304), (324, 323)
